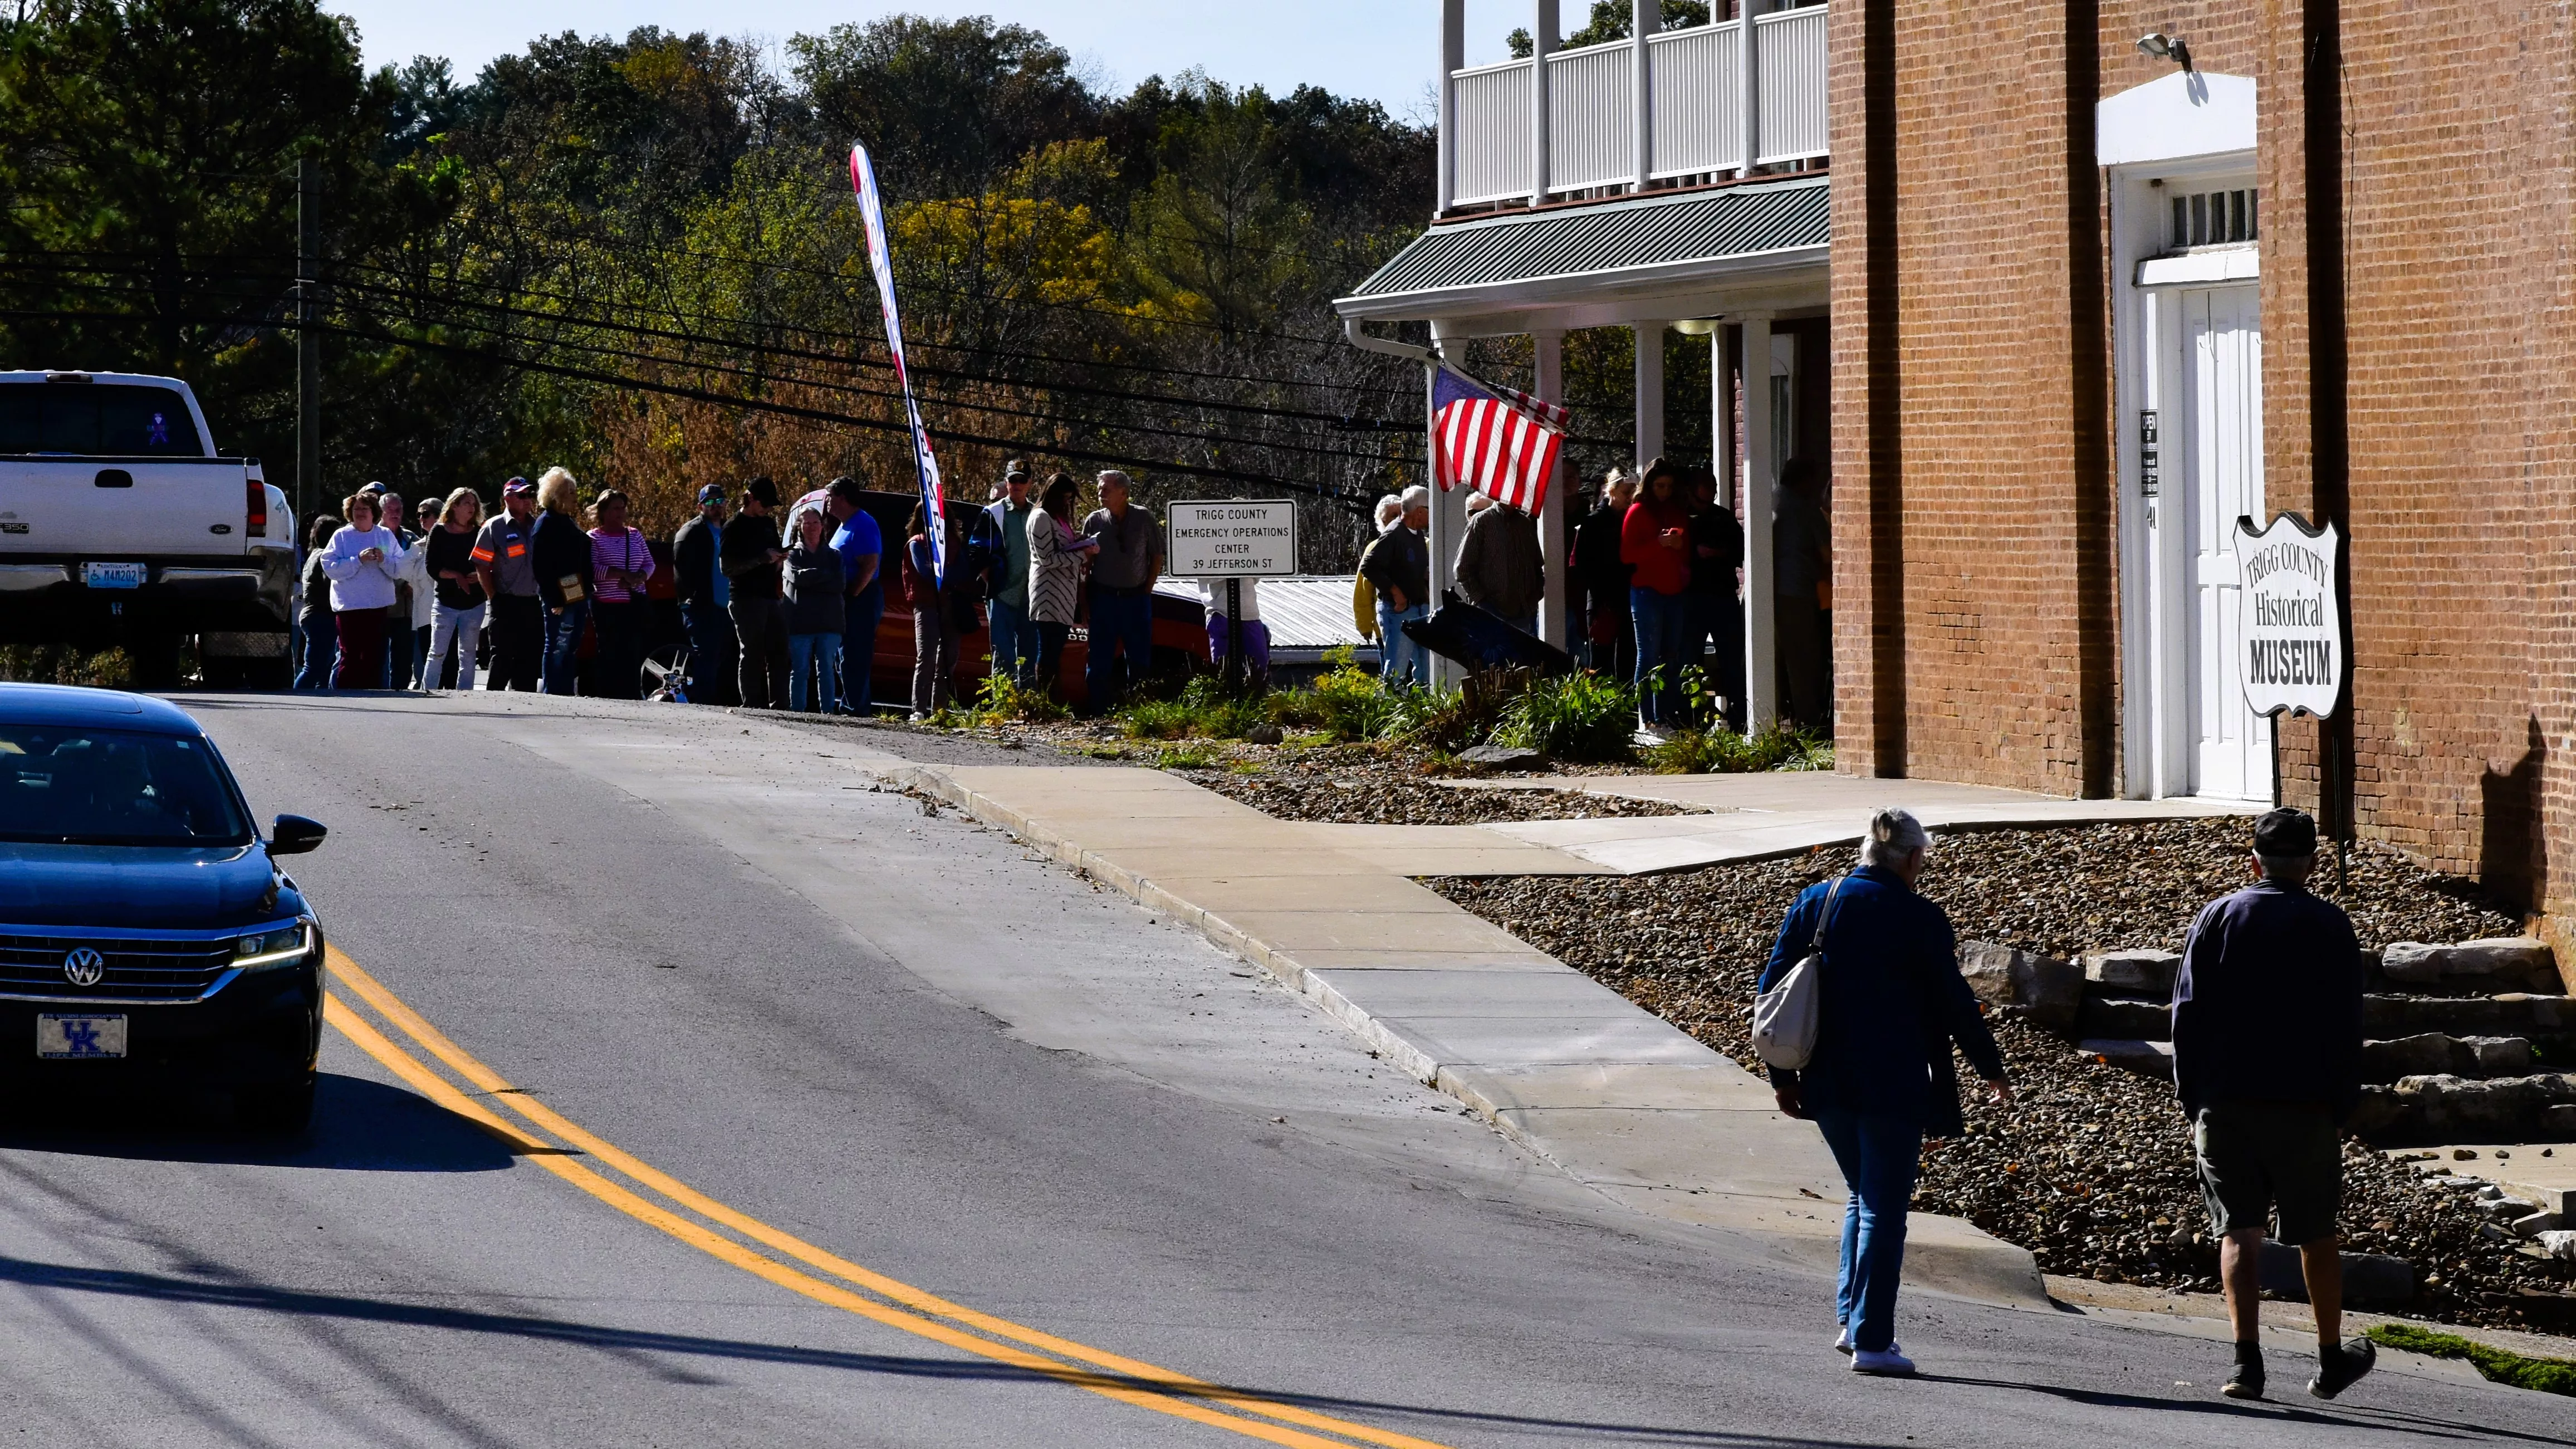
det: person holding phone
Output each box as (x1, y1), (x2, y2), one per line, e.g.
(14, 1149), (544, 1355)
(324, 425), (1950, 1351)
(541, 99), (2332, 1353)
(319, 492), (406, 689)
(1620, 457), (1695, 732)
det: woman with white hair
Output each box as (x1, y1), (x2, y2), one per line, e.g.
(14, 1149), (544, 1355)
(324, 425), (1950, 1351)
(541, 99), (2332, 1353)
(1756, 808), (2013, 1377)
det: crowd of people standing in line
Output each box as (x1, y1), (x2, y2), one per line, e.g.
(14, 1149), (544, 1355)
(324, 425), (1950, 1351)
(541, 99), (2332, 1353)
(1351, 456), (1827, 738)
(291, 461), (1189, 720)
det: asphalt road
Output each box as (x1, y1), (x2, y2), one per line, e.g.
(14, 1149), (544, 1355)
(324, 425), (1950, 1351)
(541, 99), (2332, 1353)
(0, 691), (2563, 1448)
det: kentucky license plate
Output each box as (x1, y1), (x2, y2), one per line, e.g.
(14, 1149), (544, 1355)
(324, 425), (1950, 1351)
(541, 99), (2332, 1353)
(37, 1015), (126, 1059)
(82, 562), (145, 590)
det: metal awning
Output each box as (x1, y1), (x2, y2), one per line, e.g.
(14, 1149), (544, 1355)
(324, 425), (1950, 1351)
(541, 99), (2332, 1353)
(1334, 175), (1828, 327)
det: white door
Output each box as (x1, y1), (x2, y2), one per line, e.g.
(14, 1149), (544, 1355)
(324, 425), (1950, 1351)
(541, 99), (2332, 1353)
(2180, 285), (2271, 800)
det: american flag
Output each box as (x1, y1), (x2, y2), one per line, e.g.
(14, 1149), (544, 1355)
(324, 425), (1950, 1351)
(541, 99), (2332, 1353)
(1431, 365), (1568, 515)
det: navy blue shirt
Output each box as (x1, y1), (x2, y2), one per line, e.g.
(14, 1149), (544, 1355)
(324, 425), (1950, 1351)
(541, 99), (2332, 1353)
(2171, 879), (2364, 1120)
(1758, 864), (2005, 1135)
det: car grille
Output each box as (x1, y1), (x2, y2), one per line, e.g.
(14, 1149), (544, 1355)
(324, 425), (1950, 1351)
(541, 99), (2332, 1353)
(0, 933), (235, 1001)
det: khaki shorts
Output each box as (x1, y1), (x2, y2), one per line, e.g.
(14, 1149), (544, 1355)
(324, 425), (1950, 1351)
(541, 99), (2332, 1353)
(2193, 1101), (2342, 1246)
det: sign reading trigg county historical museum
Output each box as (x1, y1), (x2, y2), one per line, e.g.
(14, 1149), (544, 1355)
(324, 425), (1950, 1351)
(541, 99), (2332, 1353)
(1165, 498), (1298, 577)
(2232, 512), (2344, 718)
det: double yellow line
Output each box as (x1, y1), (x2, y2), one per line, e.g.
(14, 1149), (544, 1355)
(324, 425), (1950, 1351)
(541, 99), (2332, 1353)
(321, 947), (1452, 1449)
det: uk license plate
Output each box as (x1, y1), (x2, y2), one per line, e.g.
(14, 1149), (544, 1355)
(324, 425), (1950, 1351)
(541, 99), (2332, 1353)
(37, 1015), (126, 1059)
(82, 562), (145, 590)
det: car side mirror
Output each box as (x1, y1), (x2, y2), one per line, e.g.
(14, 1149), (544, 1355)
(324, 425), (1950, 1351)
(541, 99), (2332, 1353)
(268, 815), (327, 855)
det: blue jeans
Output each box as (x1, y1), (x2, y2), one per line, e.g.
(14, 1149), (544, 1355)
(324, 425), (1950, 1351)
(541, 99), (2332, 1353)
(842, 582), (883, 711)
(1377, 602), (1428, 687)
(1084, 588), (1153, 714)
(1630, 587), (1691, 724)
(1810, 1107), (1921, 1354)
(787, 632), (841, 714)
(292, 609), (335, 691)
(988, 596), (1037, 688)
(381, 614), (414, 689)
(682, 601), (736, 705)
(542, 599), (589, 696)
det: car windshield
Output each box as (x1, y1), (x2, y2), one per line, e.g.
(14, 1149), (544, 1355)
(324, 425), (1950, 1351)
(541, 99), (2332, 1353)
(0, 726), (249, 845)
(0, 384), (206, 456)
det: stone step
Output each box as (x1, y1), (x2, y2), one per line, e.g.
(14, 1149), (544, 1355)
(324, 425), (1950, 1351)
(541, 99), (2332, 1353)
(2365, 993), (2572, 1037)
(2349, 1073), (2576, 1145)
(2077, 996), (2171, 1040)
(2379, 938), (2566, 996)
(2362, 1032), (2545, 1083)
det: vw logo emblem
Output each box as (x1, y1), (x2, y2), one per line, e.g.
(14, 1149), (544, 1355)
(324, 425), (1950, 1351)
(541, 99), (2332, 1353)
(61, 948), (105, 988)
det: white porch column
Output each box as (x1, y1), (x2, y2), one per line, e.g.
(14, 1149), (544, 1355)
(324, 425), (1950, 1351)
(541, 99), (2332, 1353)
(1629, 0), (1657, 192)
(1737, 0), (1761, 178)
(1529, 0), (1558, 207)
(1533, 328), (1568, 648)
(1741, 313), (1777, 731)
(1633, 321), (1666, 465)
(1436, 0), (1463, 214)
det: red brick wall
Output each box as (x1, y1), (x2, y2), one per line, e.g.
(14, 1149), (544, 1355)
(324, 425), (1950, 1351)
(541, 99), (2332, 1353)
(1837, 0), (2576, 918)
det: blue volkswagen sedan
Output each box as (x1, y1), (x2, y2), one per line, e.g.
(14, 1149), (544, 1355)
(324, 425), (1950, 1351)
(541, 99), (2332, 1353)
(0, 684), (326, 1131)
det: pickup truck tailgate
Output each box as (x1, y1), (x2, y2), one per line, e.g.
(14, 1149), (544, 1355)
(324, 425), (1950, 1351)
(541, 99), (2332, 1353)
(0, 457), (254, 557)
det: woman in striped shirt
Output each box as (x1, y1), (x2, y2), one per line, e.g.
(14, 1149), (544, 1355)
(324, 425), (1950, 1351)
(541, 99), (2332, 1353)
(587, 488), (656, 700)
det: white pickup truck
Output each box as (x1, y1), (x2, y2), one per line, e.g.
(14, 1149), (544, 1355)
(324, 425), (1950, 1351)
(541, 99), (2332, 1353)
(0, 370), (296, 687)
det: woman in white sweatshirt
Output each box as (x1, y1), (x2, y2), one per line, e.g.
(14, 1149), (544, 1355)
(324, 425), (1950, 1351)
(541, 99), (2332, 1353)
(319, 492), (407, 688)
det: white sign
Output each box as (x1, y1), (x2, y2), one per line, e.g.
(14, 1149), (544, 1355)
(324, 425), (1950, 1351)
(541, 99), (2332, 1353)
(1165, 498), (1297, 577)
(2232, 512), (2343, 718)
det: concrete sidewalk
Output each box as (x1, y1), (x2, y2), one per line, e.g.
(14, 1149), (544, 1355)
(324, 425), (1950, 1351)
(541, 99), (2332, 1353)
(871, 754), (2051, 1310)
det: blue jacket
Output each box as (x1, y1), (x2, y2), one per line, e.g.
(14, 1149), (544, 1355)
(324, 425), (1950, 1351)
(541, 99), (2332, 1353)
(1757, 865), (2005, 1136)
(2171, 879), (2364, 1120)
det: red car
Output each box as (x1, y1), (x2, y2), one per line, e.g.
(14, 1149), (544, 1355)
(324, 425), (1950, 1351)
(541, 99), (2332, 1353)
(846, 491), (1208, 711)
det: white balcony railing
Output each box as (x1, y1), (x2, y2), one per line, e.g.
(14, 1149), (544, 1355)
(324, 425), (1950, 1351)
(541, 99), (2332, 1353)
(1440, 3), (1829, 212)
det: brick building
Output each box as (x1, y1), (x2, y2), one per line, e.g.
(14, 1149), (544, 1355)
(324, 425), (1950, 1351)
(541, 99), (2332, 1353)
(1341, 0), (2574, 924)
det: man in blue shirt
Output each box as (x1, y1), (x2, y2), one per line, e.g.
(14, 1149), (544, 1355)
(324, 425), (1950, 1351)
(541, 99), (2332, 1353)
(2172, 806), (2375, 1403)
(670, 484), (735, 704)
(823, 478), (883, 713)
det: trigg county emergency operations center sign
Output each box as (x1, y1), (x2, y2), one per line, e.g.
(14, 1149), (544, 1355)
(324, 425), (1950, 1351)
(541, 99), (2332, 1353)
(1165, 498), (1298, 577)
(2231, 512), (2344, 718)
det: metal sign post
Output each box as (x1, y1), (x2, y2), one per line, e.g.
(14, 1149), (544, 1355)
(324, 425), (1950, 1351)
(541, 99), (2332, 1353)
(1165, 499), (1299, 691)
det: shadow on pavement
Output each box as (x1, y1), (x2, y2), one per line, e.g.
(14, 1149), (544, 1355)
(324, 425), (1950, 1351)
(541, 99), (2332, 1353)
(1921, 1373), (2574, 1445)
(0, 1073), (517, 1173)
(0, 1252), (1886, 1446)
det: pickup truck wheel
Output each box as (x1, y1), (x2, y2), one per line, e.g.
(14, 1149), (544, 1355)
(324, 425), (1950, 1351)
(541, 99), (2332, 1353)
(237, 1078), (316, 1136)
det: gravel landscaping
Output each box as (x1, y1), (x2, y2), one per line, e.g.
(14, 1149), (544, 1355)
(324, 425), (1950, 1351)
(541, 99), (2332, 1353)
(1176, 748), (1705, 825)
(1430, 816), (2575, 1330)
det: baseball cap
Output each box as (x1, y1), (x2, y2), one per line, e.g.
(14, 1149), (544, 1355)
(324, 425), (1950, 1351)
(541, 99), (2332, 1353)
(696, 483), (726, 504)
(743, 475), (780, 507)
(359, 481), (388, 496)
(502, 476), (534, 497)
(2253, 807), (2318, 858)
(1005, 459), (1029, 481)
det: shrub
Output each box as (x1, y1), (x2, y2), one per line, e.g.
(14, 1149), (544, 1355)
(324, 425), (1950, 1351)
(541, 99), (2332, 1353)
(1647, 724), (1835, 775)
(969, 674), (1068, 724)
(0, 645), (133, 689)
(1275, 653), (1406, 743)
(1492, 669), (1638, 762)
(1123, 674), (1263, 741)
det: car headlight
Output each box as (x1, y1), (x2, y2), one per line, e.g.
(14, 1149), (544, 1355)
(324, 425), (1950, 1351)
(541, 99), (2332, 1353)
(234, 922), (312, 971)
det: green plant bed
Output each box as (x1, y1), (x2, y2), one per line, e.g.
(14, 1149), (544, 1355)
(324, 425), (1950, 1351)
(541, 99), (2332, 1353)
(1491, 670), (1638, 762)
(1646, 726), (1834, 775)
(2366, 1323), (2576, 1394)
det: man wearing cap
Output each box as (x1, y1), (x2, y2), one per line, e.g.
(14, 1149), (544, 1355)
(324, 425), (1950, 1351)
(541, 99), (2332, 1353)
(2171, 806), (2375, 1403)
(1080, 471), (1162, 714)
(472, 477), (544, 691)
(1360, 486), (1432, 686)
(823, 478), (883, 712)
(672, 484), (737, 706)
(984, 465), (1037, 688)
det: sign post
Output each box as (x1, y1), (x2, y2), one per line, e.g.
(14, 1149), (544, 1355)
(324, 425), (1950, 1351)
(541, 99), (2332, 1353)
(1165, 499), (1299, 690)
(2232, 511), (2345, 810)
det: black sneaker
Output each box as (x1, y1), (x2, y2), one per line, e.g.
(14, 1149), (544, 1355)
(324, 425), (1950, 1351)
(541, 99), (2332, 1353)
(2222, 1355), (2265, 1400)
(2308, 1338), (2377, 1400)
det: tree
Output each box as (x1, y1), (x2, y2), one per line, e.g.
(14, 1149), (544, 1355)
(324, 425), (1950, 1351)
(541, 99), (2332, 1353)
(1510, 1), (1713, 56)
(790, 16), (1096, 203)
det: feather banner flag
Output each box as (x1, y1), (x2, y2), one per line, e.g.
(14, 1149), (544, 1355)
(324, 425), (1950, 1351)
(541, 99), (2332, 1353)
(1430, 365), (1567, 516)
(849, 143), (948, 582)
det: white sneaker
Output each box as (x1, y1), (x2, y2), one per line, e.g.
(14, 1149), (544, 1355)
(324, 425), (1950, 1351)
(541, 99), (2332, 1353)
(1850, 1345), (1915, 1376)
(1833, 1325), (1854, 1354)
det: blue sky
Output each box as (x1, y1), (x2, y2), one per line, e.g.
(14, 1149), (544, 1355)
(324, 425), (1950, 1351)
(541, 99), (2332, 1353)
(329, 1), (1537, 115)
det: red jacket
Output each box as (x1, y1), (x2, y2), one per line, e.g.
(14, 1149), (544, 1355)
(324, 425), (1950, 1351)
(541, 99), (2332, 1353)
(1620, 498), (1692, 596)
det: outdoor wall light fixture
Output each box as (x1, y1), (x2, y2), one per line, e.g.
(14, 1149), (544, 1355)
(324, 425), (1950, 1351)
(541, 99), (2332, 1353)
(2136, 32), (2194, 71)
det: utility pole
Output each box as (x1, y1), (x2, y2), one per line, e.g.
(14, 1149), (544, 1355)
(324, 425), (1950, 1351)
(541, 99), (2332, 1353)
(296, 158), (321, 527)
